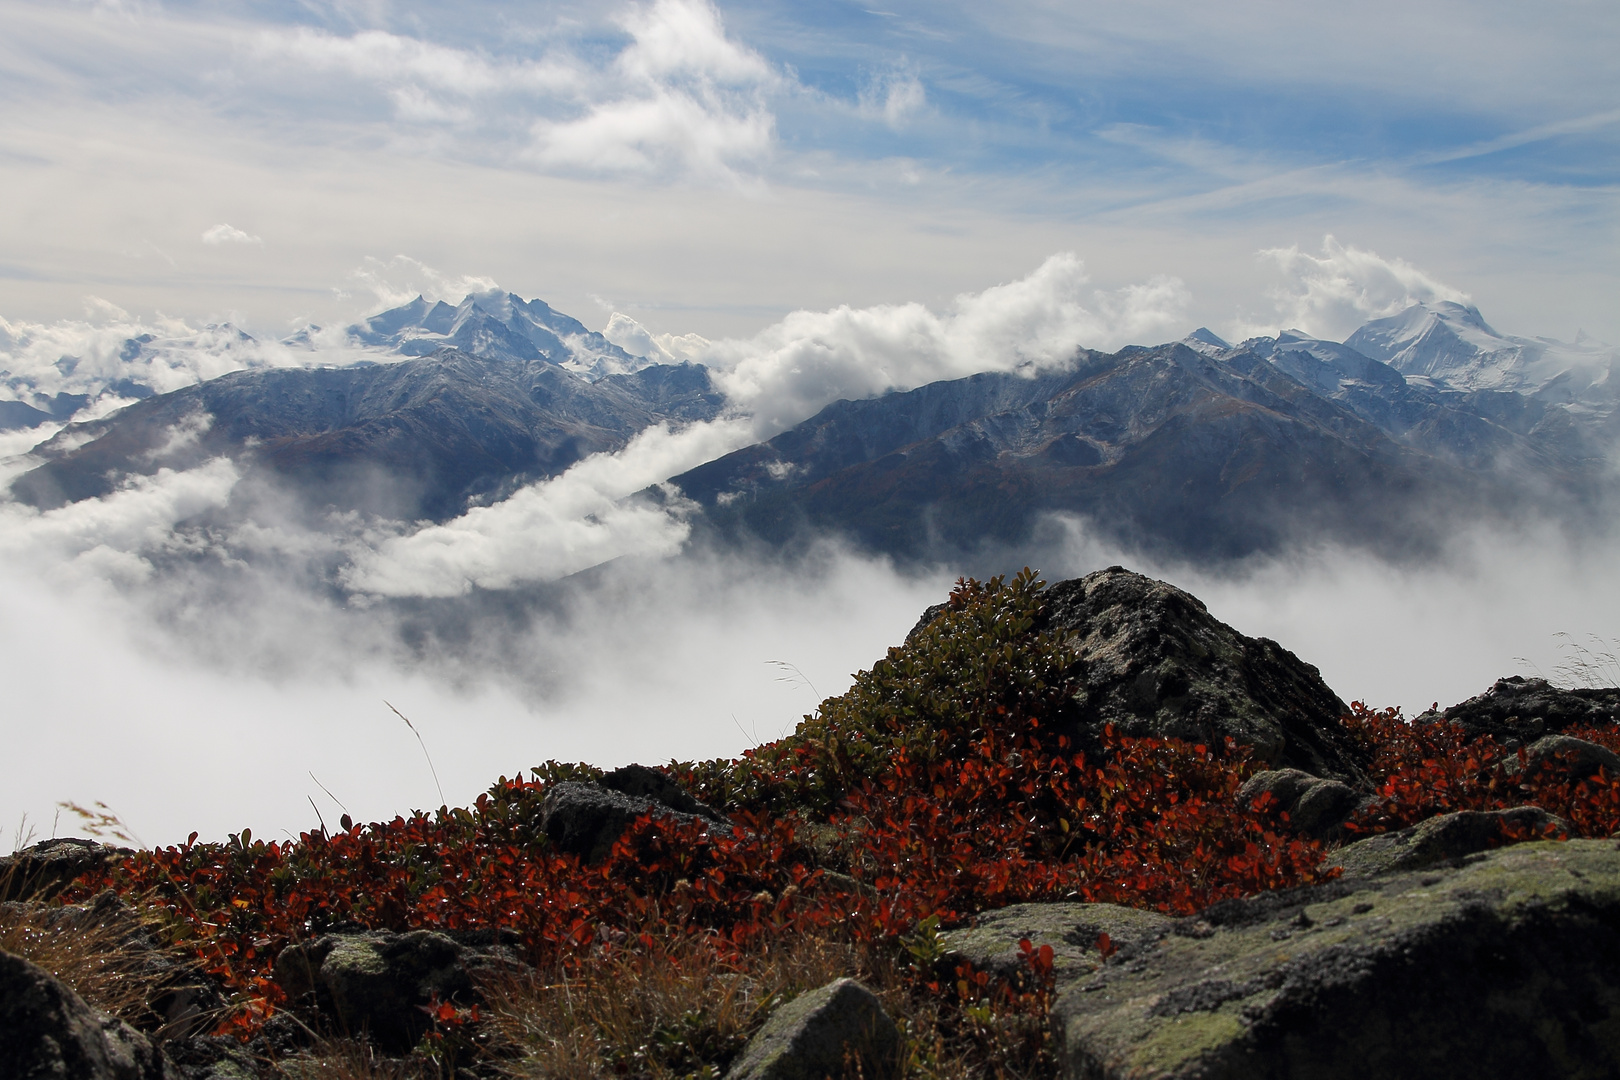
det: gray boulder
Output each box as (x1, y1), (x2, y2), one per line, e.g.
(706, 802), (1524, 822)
(1047, 839), (1620, 1079)
(600, 763), (729, 823)
(1419, 675), (1620, 745)
(0, 947), (173, 1079)
(1238, 769), (1366, 837)
(725, 978), (899, 1080)
(1328, 806), (1569, 878)
(1504, 733), (1620, 780)
(1039, 568), (1363, 781)
(272, 929), (521, 1053)
(541, 780), (730, 864)
(0, 837), (131, 901)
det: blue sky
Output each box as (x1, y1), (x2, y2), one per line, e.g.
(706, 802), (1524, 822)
(1, 0), (1617, 343)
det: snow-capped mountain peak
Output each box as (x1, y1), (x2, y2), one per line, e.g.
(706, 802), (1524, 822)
(348, 291), (655, 380)
(1181, 326), (1231, 355)
(1344, 300), (1617, 401)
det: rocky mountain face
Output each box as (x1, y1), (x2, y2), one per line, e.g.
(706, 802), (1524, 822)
(7, 294), (1616, 569)
(672, 333), (1612, 562)
(10, 351), (723, 521)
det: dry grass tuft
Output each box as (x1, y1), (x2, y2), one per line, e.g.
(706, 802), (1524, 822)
(0, 887), (188, 1028)
(480, 930), (1054, 1080)
(273, 1037), (441, 1080)
(482, 933), (865, 1080)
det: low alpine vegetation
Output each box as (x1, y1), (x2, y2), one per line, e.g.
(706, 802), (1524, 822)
(33, 570), (1620, 1078)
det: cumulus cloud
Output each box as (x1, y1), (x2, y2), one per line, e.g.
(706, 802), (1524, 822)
(695, 253), (1189, 436)
(601, 312), (712, 364)
(527, 0), (777, 184)
(200, 223), (262, 245)
(1254, 234), (1471, 340)
(342, 418), (757, 597)
(0, 458), (240, 586)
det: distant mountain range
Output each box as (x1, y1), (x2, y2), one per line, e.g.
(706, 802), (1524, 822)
(6, 291), (1617, 565)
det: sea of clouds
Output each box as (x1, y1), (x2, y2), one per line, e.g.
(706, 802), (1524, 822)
(2, 241), (1616, 852)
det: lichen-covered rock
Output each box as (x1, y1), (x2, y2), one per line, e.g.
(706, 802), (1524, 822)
(1038, 568), (1363, 781)
(273, 929), (521, 1052)
(725, 978), (899, 1080)
(1503, 734), (1620, 779)
(541, 780), (731, 864)
(1420, 676), (1620, 745)
(1054, 839), (1620, 1080)
(0, 947), (174, 1079)
(940, 902), (1173, 984)
(1328, 806), (1569, 878)
(1237, 769), (1366, 837)
(0, 837), (132, 901)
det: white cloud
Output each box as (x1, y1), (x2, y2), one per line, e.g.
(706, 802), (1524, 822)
(600, 311), (715, 364)
(0, 458), (241, 587)
(253, 26), (577, 106)
(527, 0), (777, 184)
(1253, 234), (1471, 341)
(350, 255), (501, 309)
(201, 223), (262, 245)
(859, 67), (927, 130)
(0, 310), (388, 416)
(341, 417), (757, 597)
(696, 252), (1189, 436)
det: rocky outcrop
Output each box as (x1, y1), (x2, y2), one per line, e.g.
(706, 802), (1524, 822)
(600, 763), (729, 823)
(1327, 806), (1569, 878)
(272, 929), (523, 1053)
(0, 947), (173, 1079)
(1421, 676), (1620, 745)
(945, 840), (1620, 1079)
(0, 837), (131, 901)
(541, 778), (731, 864)
(725, 978), (899, 1080)
(1237, 769), (1366, 837)
(1037, 568), (1364, 781)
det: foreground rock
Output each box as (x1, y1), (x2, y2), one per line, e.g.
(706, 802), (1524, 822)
(1038, 568), (1364, 781)
(1422, 676), (1620, 745)
(994, 839), (1620, 1079)
(1327, 806), (1569, 878)
(0, 947), (173, 1079)
(541, 775), (731, 864)
(273, 929), (523, 1053)
(725, 978), (899, 1080)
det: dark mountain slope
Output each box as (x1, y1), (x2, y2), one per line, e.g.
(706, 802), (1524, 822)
(671, 343), (1590, 561)
(11, 351), (723, 520)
